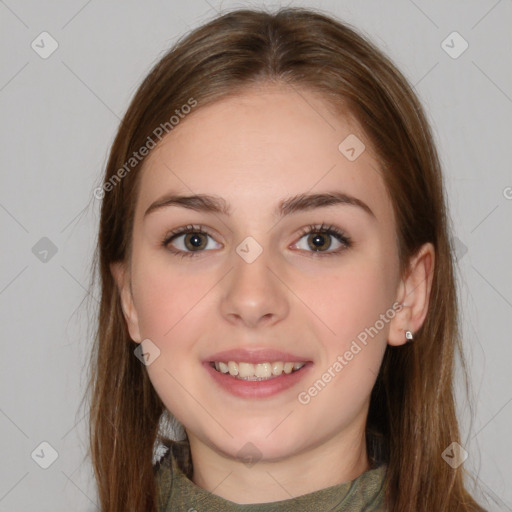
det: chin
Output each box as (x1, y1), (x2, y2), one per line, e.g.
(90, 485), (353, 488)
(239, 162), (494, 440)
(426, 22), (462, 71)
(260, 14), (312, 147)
(211, 426), (306, 464)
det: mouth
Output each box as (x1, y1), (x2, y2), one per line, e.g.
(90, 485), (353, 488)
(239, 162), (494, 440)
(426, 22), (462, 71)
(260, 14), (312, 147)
(208, 360), (308, 381)
(203, 348), (313, 398)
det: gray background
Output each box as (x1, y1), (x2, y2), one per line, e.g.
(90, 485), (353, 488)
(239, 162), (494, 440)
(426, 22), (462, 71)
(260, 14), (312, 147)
(1, 0), (511, 510)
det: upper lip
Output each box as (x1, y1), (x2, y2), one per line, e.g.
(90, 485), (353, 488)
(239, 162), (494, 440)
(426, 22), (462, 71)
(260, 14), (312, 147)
(204, 348), (312, 364)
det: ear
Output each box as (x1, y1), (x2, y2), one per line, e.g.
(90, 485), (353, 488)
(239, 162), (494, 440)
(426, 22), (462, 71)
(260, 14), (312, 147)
(110, 261), (142, 343)
(388, 242), (435, 346)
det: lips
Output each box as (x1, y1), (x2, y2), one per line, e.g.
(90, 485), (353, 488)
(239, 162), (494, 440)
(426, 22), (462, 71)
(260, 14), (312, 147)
(202, 347), (313, 399)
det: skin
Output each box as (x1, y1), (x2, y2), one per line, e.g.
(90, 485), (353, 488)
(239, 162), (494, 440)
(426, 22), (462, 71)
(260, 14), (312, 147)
(111, 83), (434, 504)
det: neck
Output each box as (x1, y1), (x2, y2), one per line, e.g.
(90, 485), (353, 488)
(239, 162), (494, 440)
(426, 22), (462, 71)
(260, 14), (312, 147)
(187, 426), (370, 504)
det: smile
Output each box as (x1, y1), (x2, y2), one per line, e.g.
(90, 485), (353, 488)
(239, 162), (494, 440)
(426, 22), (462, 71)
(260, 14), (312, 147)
(210, 361), (306, 380)
(204, 360), (312, 398)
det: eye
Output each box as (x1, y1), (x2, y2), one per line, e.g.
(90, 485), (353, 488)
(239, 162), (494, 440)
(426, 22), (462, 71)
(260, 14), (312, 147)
(292, 223), (352, 256)
(161, 224), (221, 258)
(161, 223), (352, 259)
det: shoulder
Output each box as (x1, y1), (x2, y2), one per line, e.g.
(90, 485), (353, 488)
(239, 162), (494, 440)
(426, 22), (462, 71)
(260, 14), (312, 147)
(153, 440), (176, 511)
(154, 439), (192, 471)
(153, 442), (172, 473)
(153, 437), (193, 498)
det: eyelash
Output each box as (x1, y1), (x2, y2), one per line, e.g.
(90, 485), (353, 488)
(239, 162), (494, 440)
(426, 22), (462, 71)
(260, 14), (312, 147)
(161, 223), (352, 259)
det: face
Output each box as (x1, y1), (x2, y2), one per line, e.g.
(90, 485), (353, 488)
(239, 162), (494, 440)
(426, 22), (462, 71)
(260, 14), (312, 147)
(113, 84), (408, 464)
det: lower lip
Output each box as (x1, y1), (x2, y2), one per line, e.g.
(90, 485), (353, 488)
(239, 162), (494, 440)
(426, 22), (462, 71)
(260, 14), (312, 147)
(203, 362), (313, 399)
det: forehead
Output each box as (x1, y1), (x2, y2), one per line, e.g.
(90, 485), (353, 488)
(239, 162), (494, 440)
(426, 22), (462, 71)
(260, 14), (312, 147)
(135, 84), (393, 225)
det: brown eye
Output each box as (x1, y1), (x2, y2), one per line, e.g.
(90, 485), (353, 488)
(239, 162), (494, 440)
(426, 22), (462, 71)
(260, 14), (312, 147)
(162, 225), (222, 258)
(292, 223), (352, 256)
(307, 232), (332, 251)
(182, 232), (208, 251)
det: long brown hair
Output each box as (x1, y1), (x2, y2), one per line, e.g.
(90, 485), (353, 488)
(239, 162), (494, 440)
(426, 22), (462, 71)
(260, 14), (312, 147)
(86, 7), (486, 511)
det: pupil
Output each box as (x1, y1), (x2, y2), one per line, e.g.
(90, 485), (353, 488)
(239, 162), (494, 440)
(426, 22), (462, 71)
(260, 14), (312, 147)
(310, 233), (329, 251)
(187, 233), (204, 249)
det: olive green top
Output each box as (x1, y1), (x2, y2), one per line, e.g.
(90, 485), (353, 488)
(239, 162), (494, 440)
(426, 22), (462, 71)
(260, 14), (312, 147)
(154, 441), (387, 511)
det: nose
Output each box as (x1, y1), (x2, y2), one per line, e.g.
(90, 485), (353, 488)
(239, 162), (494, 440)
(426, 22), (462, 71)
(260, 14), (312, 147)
(219, 246), (289, 328)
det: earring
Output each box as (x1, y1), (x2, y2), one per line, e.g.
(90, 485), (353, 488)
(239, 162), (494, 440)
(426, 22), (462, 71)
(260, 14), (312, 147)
(405, 330), (414, 342)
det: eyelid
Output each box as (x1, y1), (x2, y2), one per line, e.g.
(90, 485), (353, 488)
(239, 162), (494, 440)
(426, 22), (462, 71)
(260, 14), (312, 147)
(161, 224), (221, 259)
(161, 223), (352, 258)
(291, 223), (352, 257)
(162, 224), (215, 245)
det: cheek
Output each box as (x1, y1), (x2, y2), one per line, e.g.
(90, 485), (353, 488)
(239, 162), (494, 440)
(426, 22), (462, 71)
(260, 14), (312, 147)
(294, 263), (391, 420)
(298, 255), (395, 345)
(131, 251), (209, 341)
(131, 262), (210, 415)
(295, 253), (394, 396)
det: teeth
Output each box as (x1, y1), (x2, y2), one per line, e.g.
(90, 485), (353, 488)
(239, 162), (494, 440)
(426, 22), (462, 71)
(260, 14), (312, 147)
(227, 361), (239, 376)
(239, 362), (255, 378)
(256, 362), (272, 378)
(271, 362), (284, 375)
(212, 360), (306, 380)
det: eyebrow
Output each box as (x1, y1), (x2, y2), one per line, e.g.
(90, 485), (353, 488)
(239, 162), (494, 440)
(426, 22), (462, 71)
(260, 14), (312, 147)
(143, 191), (375, 220)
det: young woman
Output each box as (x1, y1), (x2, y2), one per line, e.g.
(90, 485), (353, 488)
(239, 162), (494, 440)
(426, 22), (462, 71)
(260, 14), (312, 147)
(87, 7), (487, 511)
